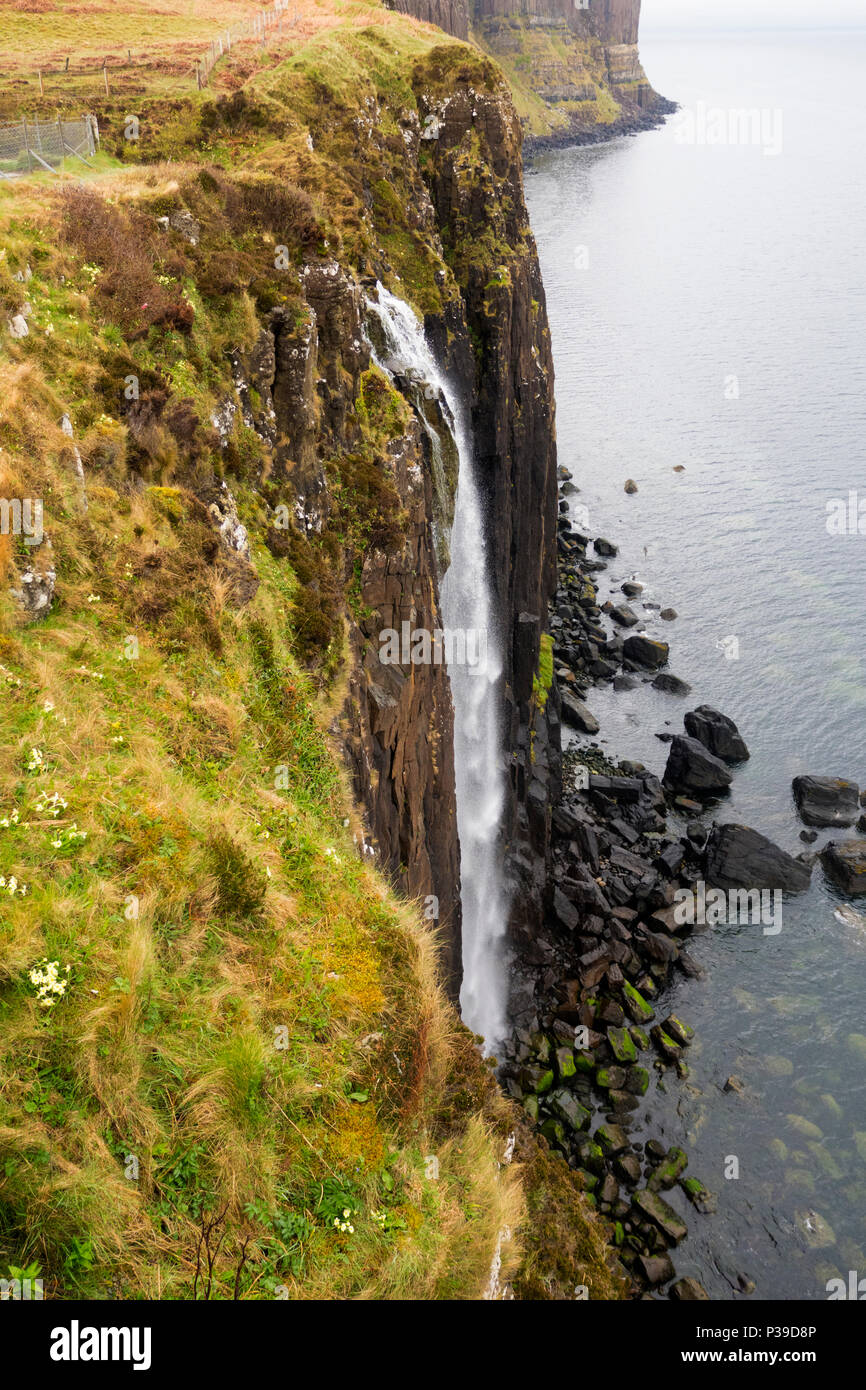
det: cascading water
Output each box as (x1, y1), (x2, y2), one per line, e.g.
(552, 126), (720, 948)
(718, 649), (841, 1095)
(366, 285), (510, 1050)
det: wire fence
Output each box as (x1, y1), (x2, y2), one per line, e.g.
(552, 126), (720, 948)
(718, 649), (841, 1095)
(0, 115), (99, 178)
(196, 0), (294, 88)
(26, 0), (296, 96)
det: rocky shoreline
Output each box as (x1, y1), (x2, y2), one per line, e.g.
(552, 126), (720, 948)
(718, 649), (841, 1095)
(498, 467), (825, 1301)
(523, 99), (678, 163)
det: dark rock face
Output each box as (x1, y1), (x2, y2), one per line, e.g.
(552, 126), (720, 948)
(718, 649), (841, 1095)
(417, 71), (560, 944)
(684, 706), (749, 764)
(793, 776), (860, 828)
(822, 840), (866, 895)
(705, 824), (813, 893)
(389, 0), (469, 38)
(344, 421), (463, 993)
(236, 261), (465, 997)
(663, 736), (733, 799)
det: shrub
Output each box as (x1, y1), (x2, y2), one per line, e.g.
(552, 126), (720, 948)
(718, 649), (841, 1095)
(59, 187), (193, 337)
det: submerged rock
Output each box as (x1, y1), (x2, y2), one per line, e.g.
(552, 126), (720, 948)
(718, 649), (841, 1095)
(652, 672), (692, 696)
(795, 1209), (836, 1249)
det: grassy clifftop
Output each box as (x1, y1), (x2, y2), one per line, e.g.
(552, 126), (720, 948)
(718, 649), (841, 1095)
(0, 1), (622, 1300)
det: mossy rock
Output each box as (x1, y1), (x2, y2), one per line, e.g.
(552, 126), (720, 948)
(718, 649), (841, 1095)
(534, 1068), (555, 1095)
(555, 1046), (577, 1081)
(548, 1088), (591, 1132)
(648, 1147), (688, 1192)
(595, 1065), (626, 1090)
(608, 1026), (637, 1064)
(680, 1177), (717, 1214)
(540, 1118), (566, 1148)
(623, 980), (655, 1024)
(662, 1015), (694, 1046)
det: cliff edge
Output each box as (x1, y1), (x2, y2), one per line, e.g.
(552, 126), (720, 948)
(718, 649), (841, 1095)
(390, 0), (673, 149)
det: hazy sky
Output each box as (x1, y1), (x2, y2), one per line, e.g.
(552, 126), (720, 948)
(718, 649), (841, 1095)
(642, 0), (866, 30)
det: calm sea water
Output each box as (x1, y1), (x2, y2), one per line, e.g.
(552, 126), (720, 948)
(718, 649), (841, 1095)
(527, 29), (866, 1299)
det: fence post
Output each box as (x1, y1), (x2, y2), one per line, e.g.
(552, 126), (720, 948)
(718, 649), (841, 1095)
(38, 70), (44, 97)
(21, 118), (33, 173)
(103, 64), (110, 96)
(57, 116), (66, 166)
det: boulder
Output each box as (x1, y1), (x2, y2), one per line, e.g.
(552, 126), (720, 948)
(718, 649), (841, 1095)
(632, 1189), (688, 1245)
(623, 634), (669, 669)
(594, 537), (618, 557)
(548, 1088), (591, 1132)
(639, 1253), (675, 1286)
(663, 736), (733, 798)
(705, 823), (812, 893)
(821, 839), (866, 895)
(553, 888), (580, 932)
(560, 690), (600, 735)
(684, 705), (749, 763)
(670, 1277), (709, 1300)
(610, 603), (639, 628)
(792, 776), (860, 828)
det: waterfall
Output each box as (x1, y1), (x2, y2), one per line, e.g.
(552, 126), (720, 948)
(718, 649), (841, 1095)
(366, 285), (510, 1051)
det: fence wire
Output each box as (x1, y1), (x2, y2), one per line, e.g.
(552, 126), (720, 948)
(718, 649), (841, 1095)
(0, 115), (98, 177)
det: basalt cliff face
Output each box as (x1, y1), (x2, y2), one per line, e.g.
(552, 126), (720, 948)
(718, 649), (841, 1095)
(416, 71), (561, 956)
(391, 0), (671, 148)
